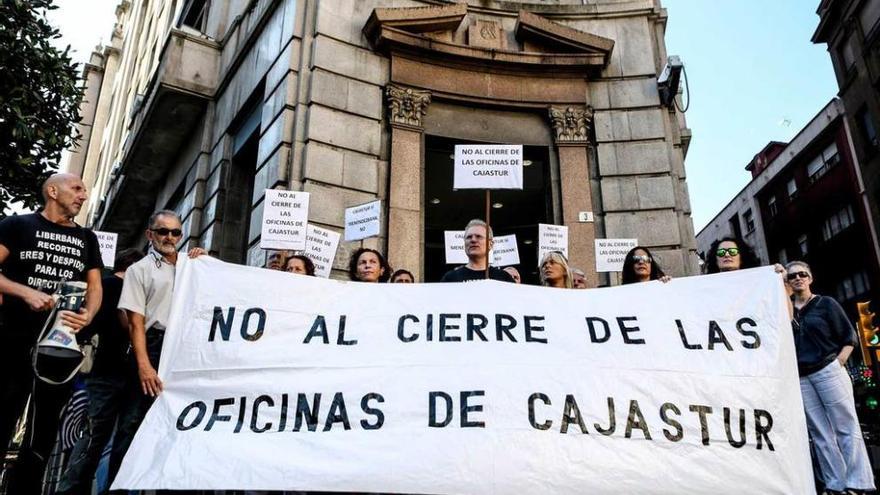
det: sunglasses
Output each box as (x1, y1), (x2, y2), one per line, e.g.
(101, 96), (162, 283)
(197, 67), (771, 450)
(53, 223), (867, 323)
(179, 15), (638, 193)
(716, 247), (740, 257)
(630, 255), (652, 263)
(787, 271), (810, 281)
(150, 227), (183, 237)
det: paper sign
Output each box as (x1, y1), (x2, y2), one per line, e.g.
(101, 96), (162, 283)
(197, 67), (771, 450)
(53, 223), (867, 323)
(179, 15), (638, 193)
(538, 224), (568, 261)
(595, 238), (639, 272)
(94, 231), (117, 268)
(260, 189), (310, 251)
(304, 224), (341, 278)
(491, 234), (520, 267)
(453, 144), (523, 190)
(344, 200), (381, 241)
(443, 231), (467, 264)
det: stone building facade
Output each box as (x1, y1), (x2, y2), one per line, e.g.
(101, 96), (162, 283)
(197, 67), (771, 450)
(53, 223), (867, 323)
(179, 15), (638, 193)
(69, 0), (698, 283)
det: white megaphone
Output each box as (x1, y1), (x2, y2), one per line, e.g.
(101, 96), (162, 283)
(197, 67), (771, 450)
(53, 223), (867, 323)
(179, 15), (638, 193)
(33, 280), (87, 384)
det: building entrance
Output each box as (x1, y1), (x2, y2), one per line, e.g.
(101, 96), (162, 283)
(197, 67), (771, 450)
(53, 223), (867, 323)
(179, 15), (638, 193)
(424, 135), (553, 284)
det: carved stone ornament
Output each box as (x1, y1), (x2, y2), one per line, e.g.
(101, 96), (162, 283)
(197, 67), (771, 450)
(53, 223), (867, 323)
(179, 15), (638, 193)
(387, 84), (431, 129)
(549, 106), (593, 145)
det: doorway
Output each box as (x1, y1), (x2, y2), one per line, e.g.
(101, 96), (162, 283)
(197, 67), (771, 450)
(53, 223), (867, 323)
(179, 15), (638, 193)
(424, 135), (554, 284)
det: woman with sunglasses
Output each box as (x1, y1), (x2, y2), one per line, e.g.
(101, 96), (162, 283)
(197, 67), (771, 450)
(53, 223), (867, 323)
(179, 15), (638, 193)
(786, 261), (874, 495)
(704, 236), (760, 273)
(348, 248), (391, 283)
(621, 246), (671, 284)
(539, 251), (573, 289)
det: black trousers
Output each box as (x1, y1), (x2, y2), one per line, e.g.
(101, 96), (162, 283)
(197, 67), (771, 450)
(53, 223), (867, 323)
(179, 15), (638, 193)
(1, 335), (72, 494)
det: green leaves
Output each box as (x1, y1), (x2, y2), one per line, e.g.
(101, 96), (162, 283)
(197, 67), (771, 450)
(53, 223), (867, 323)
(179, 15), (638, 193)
(0, 0), (84, 217)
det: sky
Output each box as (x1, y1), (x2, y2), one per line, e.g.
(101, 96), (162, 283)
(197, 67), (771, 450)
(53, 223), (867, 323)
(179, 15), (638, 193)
(663, 0), (839, 231)
(45, 0), (839, 232)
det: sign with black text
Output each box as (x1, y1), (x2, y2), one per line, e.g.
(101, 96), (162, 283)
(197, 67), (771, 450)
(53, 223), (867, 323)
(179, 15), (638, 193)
(538, 223), (569, 261)
(444, 230), (468, 265)
(344, 200), (381, 241)
(94, 230), (118, 268)
(453, 144), (523, 190)
(113, 261), (813, 493)
(491, 234), (520, 267)
(595, 239), (639, 272)
(304, 224), (340, 278)
(260, 190), (309, 251)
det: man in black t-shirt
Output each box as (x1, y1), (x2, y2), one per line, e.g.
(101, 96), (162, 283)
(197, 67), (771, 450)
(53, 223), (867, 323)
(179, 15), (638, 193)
(0, 173), (103, 494)
(441, 219), (514, 283)
(58, 248), (143, 495)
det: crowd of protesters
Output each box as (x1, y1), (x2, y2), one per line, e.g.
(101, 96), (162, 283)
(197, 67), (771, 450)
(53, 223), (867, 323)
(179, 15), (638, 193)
(0, 173), (875, 495)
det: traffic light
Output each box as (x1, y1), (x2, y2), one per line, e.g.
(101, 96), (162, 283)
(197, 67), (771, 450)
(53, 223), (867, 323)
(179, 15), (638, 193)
(857, 302), (879, 366)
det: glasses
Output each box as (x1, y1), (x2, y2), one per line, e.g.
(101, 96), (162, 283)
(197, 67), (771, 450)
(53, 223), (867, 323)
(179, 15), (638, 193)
(787, 271), (810, 281)
(151, 227), (183, 237)
(631, 255), (652, 263)
(716, 247), (740, 257)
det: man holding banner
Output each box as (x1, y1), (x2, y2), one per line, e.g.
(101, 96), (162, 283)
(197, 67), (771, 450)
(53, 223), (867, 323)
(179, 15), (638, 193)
(440, 219), (514, 283)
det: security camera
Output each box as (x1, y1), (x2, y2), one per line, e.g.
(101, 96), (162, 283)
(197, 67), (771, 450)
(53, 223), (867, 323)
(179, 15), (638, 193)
(658, 55), (684, 108)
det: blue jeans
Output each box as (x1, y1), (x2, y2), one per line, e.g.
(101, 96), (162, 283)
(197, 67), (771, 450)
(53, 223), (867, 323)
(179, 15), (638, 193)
(800, 360), (875, 491)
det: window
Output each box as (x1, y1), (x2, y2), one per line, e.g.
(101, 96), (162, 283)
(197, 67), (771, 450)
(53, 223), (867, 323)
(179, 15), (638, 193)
(821, 205), (855, 241)
(807, 142), (840, 183)
(839, 33), (856, 71)
(180, 0), (209, 31)
(743, 209), (755, 233)
(729, 213), (742, 240)
(860, 1), (880, 39)
(777, 248), (788, 265)
(767, 195), (778, 217)
(856, 106), (879, 155)
(798, 234), (808, 256)
(787, 179), (798, 200)
(836, 271), (871, 302)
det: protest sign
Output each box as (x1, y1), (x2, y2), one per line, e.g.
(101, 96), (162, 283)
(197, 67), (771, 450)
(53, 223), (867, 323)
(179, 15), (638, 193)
(453, 144), (523, 190)
(260, 190), (309, 251)
(491, 234), (519, 267)
(444, 230), (468, 264)
(304, 224), (340, 278)
(538, 223), (568, 260)
(595, 239), (639, 272)
(114, 260), (813, 494)
(344, 200), (381, 241)
(93, 231), (118, 268)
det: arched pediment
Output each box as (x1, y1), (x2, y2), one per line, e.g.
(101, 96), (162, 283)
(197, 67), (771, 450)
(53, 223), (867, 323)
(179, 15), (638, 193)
(363, 4), (614, 73)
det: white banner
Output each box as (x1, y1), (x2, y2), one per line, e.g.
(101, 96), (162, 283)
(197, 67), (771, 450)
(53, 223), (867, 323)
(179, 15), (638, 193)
(491, 234), (520, 267)
(595, 238), (639, 272)
(444, 230), (468, 264)
(114, 261), (813, 494)
(453, 144), (523, 190)
(260, 189), (310, 251)
(304, 224), (340, 278)
(344, 200), (381, 241)
(93, 230), (117, 268)
(538, 223), (568, 260)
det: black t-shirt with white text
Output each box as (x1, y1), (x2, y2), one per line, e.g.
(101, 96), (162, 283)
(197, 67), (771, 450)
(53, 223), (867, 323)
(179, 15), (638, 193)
(440, 265), (515, 283)
(0, 213), (102, 338)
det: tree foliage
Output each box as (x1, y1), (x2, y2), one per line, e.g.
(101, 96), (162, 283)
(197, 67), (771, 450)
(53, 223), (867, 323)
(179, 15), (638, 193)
(0, 0), (84, 217)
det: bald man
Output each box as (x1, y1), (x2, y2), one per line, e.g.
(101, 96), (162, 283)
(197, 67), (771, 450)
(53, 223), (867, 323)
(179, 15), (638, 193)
(0, 173), (103, 493)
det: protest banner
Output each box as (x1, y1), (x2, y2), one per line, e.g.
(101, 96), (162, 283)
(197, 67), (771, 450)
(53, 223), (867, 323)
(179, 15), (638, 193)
(444, 230), (468, 264)
(538, 223), (569, 260)
(260, 189), (310, 251)
(595, 239), (639, 272)
(491, 234), (520, 267)
(344, 200), (381, 241)
(114, 259), (813, 494)
(453, 144), (523, 190)
(304, 224), (340, 278)
(93, 230), (118, 268)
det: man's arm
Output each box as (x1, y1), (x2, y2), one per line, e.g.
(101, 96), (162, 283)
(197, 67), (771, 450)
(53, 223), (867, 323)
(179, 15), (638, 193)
(128, 310), (162, 397)
(0, 244), (54, 311)
(59, 267), (102, 332)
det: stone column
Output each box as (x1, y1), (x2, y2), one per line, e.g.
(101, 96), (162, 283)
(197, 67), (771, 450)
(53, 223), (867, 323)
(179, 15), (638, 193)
(386, 84), (431, 281)
(549, 105), (599, 287)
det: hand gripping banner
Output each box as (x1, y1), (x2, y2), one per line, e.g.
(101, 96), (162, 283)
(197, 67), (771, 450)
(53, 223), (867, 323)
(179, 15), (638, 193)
(113, 258), (814, 494)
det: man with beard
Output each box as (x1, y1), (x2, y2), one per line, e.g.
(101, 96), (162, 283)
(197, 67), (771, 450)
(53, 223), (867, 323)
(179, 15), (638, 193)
(0, 173), (103, 493)
(111, 210), (205, 485)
